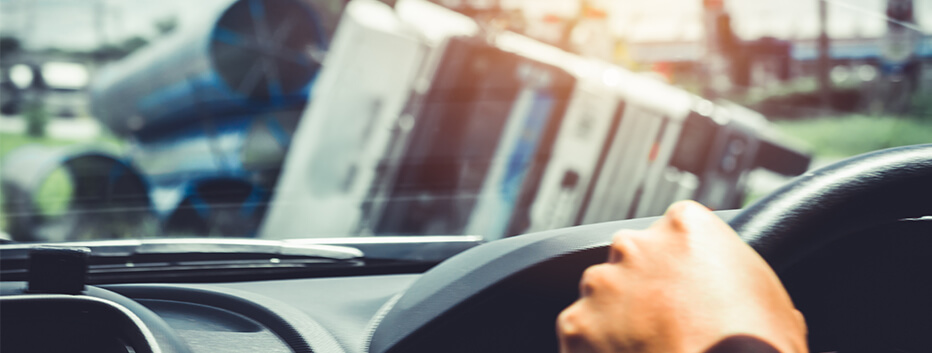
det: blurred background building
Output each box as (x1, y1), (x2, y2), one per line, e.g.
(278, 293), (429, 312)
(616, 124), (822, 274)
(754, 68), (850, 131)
(2, 0), (931, 122)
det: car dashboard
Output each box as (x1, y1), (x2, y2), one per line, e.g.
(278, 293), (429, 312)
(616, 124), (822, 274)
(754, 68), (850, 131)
(1, 274), (420, 353)
(2, 212), (931, 353)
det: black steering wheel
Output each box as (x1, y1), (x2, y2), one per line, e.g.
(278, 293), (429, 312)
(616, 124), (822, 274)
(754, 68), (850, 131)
(730, 143), (932, 271)
(366, 144), (932, 353)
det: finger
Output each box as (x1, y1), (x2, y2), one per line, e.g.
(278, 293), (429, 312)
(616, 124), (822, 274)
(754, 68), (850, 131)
(556, 302), (583, 346)
(659, 200), (712, 233)
(580, 262), (623, 298)
(579, 264), (602, 298)
(556, 302), (599, 353)
(607, 230), (640, 263)
(654, 200), (742, 245)
(558, 336), (598, 353)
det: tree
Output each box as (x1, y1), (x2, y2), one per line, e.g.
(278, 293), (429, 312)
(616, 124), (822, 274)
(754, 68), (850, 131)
(25, 102), (49, 138)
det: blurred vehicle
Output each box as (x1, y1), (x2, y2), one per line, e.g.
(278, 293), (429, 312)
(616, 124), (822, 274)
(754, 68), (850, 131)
(3, 0), (331, 240)
(0, 60), (90, 117)
(0, 66), (21, 115)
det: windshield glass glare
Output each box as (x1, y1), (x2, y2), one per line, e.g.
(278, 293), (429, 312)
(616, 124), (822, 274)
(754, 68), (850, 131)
(1, 0), (930, 243)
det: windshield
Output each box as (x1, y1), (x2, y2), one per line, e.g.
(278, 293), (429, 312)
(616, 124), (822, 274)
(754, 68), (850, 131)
(1, 0), (929, 244)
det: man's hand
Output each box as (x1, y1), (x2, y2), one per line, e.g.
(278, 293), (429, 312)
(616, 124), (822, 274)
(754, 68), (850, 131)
(556, 201), (807, 353)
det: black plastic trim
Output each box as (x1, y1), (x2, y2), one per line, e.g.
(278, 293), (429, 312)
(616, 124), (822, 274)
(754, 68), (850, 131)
(731, 144), (932, 271)
(104, 284), (346, 353)
(366, 211), (740, 353)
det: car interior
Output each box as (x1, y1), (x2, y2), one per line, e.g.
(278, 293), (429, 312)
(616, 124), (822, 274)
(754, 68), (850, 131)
(1, 0), (930, 352)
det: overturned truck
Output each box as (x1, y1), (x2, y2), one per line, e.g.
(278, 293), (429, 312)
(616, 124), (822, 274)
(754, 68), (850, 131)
(260, 0), (810, 240)
(2, 0), (809, 242)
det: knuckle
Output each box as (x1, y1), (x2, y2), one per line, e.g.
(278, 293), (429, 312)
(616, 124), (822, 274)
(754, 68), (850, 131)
(556, 304), (587, 338)
(664, 200), (709, 232)
(581, 265), (606, 284)
(579, 264), (612, 295)
(609, 230), (639, 258)
(556, 306), (575, 328)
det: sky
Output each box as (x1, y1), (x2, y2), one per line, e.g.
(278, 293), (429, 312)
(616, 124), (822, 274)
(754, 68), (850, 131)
(0, 0), (229, 50)
(1, 0), (930, 50)
(525, 0), (932, 41)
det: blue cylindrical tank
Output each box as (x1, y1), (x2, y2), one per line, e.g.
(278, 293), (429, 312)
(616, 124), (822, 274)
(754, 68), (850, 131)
(90, 0), (327, 137)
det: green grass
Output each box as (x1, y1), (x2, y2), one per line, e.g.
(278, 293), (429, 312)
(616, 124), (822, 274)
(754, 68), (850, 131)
(0, 133), (77, 159)
(0, 132), (125, 235)
(1, 133), (72, 234)
(743, 114), (932, 207)
(738, 77), (819, 106)
(773, 115), (932, 158)
(34, 167), (74, 217)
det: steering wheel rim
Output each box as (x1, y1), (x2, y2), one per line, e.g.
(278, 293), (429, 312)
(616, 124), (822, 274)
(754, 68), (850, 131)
(730, 143), (932, 272)
(368, 144), (932, 353)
